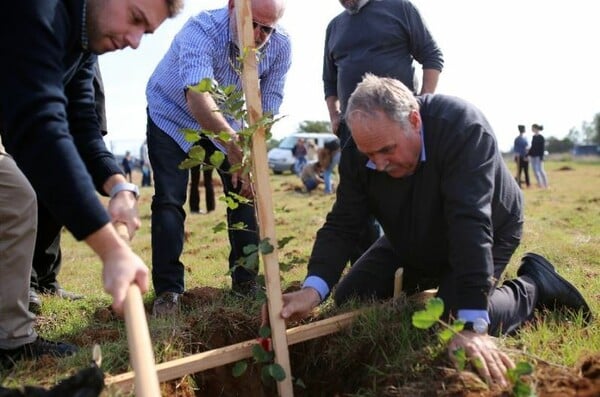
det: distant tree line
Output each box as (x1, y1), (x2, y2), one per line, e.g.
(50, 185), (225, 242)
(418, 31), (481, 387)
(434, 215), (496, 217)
(547, 112), (600, 153)
(273, 117), (600, 154)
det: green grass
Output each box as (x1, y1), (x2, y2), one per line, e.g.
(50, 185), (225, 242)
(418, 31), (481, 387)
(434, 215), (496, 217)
(1, 159), (599, 396)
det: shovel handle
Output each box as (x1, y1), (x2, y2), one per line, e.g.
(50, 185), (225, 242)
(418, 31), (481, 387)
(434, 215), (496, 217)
(115, 222), (161, 397)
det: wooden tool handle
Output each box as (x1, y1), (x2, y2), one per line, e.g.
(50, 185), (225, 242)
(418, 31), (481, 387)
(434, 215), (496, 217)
(114, 222), (161, 397)
(393, 267), (404, 300)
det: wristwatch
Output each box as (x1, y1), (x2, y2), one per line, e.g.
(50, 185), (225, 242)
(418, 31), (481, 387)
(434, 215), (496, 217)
(462, 317), (489, 334)
(109, 182), (140, 200)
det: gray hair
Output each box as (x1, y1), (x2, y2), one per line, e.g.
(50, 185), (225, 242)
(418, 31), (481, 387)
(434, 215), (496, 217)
(346, 73), (419, 130)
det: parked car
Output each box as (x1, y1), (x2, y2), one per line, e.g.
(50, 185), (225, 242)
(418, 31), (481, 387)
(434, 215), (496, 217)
(267, 132), (338, 174)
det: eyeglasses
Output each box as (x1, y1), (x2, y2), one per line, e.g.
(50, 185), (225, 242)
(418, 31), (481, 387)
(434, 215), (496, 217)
(252, 20), (275, 35)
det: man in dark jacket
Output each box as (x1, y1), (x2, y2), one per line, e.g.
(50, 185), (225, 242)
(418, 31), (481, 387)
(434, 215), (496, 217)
(276, 74), (592, 386)
(0, 0), (182, 365)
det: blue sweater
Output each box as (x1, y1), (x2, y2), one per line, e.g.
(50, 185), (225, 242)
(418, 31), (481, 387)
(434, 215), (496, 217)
(323, 0), (444, 112)
(0, 0), (122, 239)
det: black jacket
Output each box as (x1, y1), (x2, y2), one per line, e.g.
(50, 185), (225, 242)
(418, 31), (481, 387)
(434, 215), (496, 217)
(0, 0), (122, 239)
(307, 94), (523, 310)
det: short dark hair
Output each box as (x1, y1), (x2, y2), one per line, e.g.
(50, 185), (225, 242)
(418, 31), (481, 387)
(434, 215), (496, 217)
(165, 0), (184, 17)
(518, 125), (525, 133)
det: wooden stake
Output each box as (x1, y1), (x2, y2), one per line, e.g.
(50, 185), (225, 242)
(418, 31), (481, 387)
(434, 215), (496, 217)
(393, 267), (404, 300)
(233, 0), (294, 395)
(106, 310), (361, 391)
(115, 223), (161, 397)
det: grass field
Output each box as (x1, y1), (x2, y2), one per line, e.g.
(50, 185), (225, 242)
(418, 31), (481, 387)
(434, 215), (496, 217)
(1, 158), (599, 396)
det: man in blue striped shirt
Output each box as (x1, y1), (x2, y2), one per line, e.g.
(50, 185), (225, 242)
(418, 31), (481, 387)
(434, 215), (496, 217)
(146, 0), (291, 316)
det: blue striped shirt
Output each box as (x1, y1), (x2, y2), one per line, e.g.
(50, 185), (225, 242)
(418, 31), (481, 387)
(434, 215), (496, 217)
(146, 7), (292, 153)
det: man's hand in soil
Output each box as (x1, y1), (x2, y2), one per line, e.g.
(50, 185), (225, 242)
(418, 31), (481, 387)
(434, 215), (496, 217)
(447, 331), (515, 387)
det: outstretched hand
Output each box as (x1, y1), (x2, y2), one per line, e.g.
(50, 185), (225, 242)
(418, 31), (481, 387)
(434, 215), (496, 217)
(447, 331), (515, 387)
(261, 288), (321, 328)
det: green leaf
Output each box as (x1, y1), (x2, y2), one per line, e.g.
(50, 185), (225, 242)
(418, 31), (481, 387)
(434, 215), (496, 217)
(451, 320), (465, 333)
(243, 252), (259, 271)
(188, 146), (206, 161)
(258, 326), (271, 338)
(232, 361), (247, 377)
(243, 244), (258, 255)
(220, 195), (239, 210)
(193, 78), (217, 93)
(411, 312), (438, 329)
(514, 361), (534, 376)
(212, 221), (227, 233)
(217, 131), (233, 142)
(452, 347), (467, 371)
(180, 128), (201, 143)
(228, 192), (251, 204)
(267, 363), (286, 382)
(231, 221), (247, 230)
(425, 297), (444, 318)
(251, 344), (272, 363)
(222, 84), (236, 95)
(209, 151), (225, 168)
(438, 328), (454, 343)
(178, 158), (203, 170)
(259, 238), (274, 254)
(512, 380), (533, 397)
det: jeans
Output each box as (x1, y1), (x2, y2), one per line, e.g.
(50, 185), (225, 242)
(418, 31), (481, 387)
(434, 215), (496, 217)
(530, 156), (548, 188)
(147, 115), (258, 295)
(323, 150), (341, 194)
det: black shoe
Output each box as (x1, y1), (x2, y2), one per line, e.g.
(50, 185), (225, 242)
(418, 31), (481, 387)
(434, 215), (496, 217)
(517, 252), (593, 323)
(231, 279), (264, 298)
(0, 338), (78, 367)
(152, 291), (181, 317)
(29, 289), (42, 314)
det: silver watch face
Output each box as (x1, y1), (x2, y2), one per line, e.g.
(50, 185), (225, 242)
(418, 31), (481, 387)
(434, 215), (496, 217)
(473, 317), (488, 334)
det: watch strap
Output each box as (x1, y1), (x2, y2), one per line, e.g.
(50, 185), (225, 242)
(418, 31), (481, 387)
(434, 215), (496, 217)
(109, 182), (139, 199)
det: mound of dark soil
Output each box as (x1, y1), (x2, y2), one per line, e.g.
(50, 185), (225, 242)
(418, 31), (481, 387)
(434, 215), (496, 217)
(169, 288), (600, 397)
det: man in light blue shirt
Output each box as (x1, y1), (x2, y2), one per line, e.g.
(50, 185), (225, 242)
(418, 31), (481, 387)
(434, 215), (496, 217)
(146, 0), (291, 316)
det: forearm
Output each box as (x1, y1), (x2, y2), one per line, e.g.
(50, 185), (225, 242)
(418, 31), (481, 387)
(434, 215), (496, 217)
(185, 89), (237, 147)
(325, 96), (341, 121)
(420, 69), (441, 95)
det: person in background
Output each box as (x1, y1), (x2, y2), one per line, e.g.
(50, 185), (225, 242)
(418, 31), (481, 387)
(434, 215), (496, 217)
(0, 0), (182, 365)
(513, 125), (530, 188)
(121, 151), (133, 183)
(292, 137), (308, 175)
(529, 123), (548, 188)
(323, 0), (444, 264)
(273, 74), (592, 387)
(140, 139), (153, 187)
(145, 0), (291, 316)
(300, 161), (324, 193)
(318, 138), (341, 194)
(189, 165), (216, 214)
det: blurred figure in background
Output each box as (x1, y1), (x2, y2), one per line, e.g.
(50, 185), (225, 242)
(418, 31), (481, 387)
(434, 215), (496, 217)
(529, 123), (548, 188)
(513, 125), (530, 188)
(189, 165), (215, 214)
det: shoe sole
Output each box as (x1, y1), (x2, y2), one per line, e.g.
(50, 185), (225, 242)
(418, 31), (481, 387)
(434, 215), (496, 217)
(521, 252), (593, 323)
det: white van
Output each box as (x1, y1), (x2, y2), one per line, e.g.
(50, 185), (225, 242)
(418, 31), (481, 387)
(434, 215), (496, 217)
(268, 132), (338, 174)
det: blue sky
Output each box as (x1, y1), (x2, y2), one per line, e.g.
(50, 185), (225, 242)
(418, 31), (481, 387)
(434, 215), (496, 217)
(100, 0), (600, 155)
